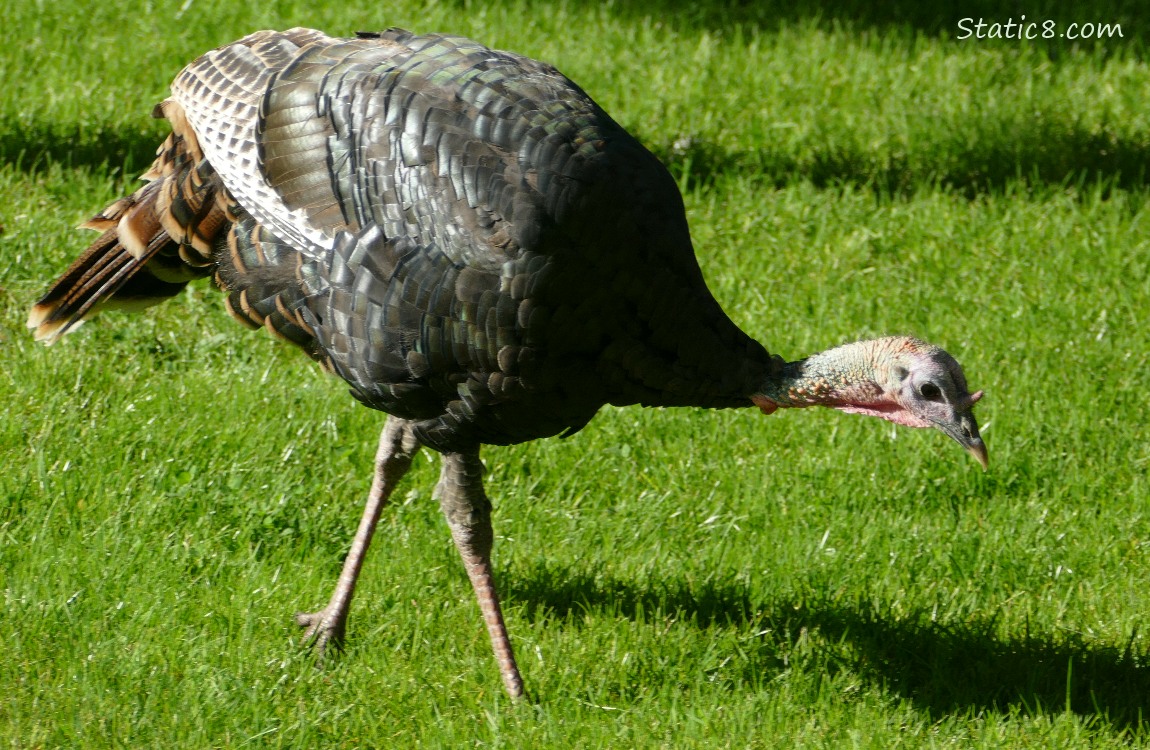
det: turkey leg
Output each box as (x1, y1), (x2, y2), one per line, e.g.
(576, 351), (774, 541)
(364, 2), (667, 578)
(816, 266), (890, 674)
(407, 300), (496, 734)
(437, 450), (525, 700)
(296, 417), (420, 656)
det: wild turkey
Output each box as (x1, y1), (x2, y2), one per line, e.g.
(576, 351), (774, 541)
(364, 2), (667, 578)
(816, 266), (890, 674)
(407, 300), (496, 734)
(29, 27), (987, 700)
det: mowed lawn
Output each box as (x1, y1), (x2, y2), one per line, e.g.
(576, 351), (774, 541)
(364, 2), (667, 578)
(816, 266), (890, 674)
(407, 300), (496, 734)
(3, 1), (1150, 747)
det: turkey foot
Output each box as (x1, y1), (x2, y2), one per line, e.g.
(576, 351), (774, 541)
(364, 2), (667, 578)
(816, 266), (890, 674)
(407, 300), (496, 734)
(295, 607), (347, 657)
(297, 418), (419, 660)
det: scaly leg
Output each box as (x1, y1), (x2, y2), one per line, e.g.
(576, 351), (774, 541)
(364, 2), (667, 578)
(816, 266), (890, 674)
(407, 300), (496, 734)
(296, 417), (420, 657)
(437, 450), (525, 700)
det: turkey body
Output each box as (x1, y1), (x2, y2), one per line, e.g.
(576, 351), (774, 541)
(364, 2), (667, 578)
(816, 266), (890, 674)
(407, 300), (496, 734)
(30, 27), (985, 700)
(144, 27), (774, 453)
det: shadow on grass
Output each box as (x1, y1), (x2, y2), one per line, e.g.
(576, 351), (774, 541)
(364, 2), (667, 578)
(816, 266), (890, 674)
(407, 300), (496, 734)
(803, 603), (1149, 730)
(0, 120), (164, 177)
(8, 111), (1148, 199)
(505, 563), (1150, 731)
(645, 122), (1150, 197)
(507, 562), (757, 628)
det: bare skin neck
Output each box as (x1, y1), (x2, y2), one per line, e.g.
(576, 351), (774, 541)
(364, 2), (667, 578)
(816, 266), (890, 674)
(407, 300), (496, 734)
(751, 338), (929, 426)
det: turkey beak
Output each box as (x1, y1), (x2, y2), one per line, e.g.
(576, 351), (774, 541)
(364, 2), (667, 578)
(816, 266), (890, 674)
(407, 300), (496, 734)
(941, 390), (988, 470)
(965, 434), (989, 471)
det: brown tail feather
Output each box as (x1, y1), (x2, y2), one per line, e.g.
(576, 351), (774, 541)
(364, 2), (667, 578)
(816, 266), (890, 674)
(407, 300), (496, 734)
(30, 96), (318, 352)
(29, 101), (227, 344)
(29, 189), (169, 343)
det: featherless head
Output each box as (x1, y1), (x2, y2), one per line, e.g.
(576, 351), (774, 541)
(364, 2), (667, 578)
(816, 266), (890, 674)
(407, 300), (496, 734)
(868, 337), (987, 469)
(753, 336), (988, 469)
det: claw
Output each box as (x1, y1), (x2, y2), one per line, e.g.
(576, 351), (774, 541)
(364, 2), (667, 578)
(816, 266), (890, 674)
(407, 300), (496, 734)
(295, 608), (346, 660)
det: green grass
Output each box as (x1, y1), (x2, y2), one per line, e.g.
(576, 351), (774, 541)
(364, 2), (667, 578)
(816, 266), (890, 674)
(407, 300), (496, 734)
(3, 0), (1150, 747)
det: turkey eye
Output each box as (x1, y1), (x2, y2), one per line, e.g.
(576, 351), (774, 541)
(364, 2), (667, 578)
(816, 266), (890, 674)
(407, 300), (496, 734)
(919, 382), (942, 401)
